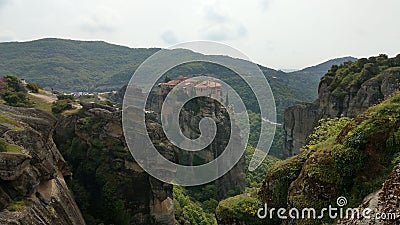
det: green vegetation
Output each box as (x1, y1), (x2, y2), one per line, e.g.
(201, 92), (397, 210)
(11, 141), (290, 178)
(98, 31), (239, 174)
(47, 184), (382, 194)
(26, 82), (41, 93)
(51, 95), (75, 114)
(52, 100), (72, 114)
(302, 117), (352, 151)
(0, 138), (6, 152)
(238, 110), (285, 158)
(0, 38), (159, 92)
(28, 94), (52, 112)
(6, 198), (27, 211)
(258, 91), (400, 225)
(211, 147), (279, 224)
(0, 75), (32, 107)
(77, 94), (98, 103)
(245, 146), (280, 188)
(322, 54), (400, 98)
(54, 113), (133, 225)
(0, 38), (355, 159)
(175, 182), (240, 224)
(260, 150), (312, 209)
(0, 138), (22, 154)
(56, 94), (75, 101)
(174, 186), (217, 225)
(174, 145), (279, 224)
(216, 193), (263, 225)
(0, 114), (21, 127)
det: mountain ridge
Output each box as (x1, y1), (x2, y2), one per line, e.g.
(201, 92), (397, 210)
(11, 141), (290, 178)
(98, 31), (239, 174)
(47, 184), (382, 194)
(0, 38), (354, 93)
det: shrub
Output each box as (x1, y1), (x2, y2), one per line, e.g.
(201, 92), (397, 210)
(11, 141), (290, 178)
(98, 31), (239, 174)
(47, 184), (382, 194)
(216, 194), (263, 225)
(52, 99), (73, 114)
(7, 198), (27, 211)
(1, 90), (32, 107)
(4, 75), (25, 92)
(0, 138), (7, 152)
(57, 94), (75, 101)
(26, 82), (41, 93)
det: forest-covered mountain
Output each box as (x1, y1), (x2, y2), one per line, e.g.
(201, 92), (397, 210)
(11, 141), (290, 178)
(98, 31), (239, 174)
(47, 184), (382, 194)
(0, 38), (354, 116)
(284, 54), (400, 156)
(0, 38), (356, 159)
(0, 38), (159, 91)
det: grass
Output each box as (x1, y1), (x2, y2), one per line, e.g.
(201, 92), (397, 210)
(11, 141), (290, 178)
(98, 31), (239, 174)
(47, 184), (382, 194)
(78, 97), (98, 103)
(6, 198), (27, 211)
(62, 108), (80, 116)
(0, 138), (23, 154)
(216, 194), (263, 225)
(6, 144), (22, 154)
(28, 94), (52, 112)
(0, 114), (21, 127)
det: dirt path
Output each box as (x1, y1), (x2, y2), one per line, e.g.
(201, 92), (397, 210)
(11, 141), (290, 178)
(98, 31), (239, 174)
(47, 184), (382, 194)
(29, 91), (57, 103)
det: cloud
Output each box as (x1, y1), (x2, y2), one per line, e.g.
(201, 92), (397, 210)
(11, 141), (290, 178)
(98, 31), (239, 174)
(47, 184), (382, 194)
(79, 6), (119, 33)
(200, 3), (247, 41)
(259, 0), (274, 11)
(202, 4), (227, 23)
(202, 23), (247, 41)
(0, 0), (10, 9)
(161, 30), (179, 45)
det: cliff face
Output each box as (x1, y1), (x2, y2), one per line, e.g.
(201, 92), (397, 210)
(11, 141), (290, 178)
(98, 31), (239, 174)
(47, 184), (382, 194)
(260, 89), (400, 225)
(284, 55), (400, 157)
(336, 163), (400, 225)
(177, 97), (246, 198)
(0, 105), (85, 225)
(54, 102), (176, 225)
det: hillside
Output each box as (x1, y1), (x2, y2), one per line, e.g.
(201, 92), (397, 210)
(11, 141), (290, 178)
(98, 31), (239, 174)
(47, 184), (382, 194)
(0, 38), (354, 114)
(258, 91), (400, 225)
(0, 38), (356, 159)
(217, 55), (400, 224)
(0, 38), (159, 91)
(284, 54), (400, 156)
(286, 56), (357, 100)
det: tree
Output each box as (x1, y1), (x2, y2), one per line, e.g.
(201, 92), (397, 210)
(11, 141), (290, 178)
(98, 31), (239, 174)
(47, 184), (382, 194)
(57, 94), (75, 101)
(26, 83), (41, 93)
(51, 100), (72, 114)
(4, 75), (25, 92)
(1, 90), (32, 107)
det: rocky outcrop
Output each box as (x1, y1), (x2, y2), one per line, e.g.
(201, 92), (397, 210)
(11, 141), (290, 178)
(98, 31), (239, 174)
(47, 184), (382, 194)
(260, 87), (400, 225)
(0, 104), (85, 225)
(336, 164), (400, 225)
(159, 90), (246, 199)
(283, 103), (320, 157)
(284, 56), (400, 157)
(54, 102), (176, 225)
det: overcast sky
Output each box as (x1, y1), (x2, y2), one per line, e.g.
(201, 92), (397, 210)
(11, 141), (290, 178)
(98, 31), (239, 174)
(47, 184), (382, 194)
(0, 0), (399, 69)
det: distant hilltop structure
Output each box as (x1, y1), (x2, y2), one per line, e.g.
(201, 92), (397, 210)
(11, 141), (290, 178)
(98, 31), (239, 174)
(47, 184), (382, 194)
(159, 75), (223, 101)
(156, 76), (225, 122)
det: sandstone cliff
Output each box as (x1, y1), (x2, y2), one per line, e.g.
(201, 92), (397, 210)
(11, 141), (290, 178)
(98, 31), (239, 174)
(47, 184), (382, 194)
(177, 97), (246, 199)
(260, 89), (400, 225)
(0, 104), (85, 225)
(284, 55), (400, 157)
(54, 102), (176, 225)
